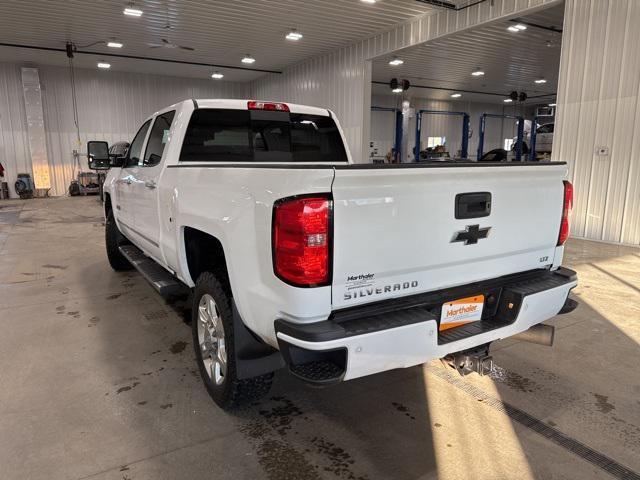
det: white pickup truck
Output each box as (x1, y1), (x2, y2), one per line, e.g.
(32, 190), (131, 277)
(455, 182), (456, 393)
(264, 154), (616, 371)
(92, 99), (578, 410)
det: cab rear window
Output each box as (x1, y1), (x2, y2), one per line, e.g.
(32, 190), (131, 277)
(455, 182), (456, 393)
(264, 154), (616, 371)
(179, 109), (348, 163)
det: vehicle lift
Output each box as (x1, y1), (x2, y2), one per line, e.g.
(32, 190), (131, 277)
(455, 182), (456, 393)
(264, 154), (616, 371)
(371, 106), (403, 161)
(528, 115), (541, 161)
(477, 113), (525, 161)
(414, 109), (470, 162)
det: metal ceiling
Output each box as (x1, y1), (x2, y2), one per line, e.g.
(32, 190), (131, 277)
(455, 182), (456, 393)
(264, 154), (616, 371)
(372, 2), (564, 104)
(0, 0), (435, 81)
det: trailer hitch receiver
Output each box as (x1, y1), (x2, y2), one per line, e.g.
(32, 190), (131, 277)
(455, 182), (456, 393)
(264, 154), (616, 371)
(444, 345), (493, 376)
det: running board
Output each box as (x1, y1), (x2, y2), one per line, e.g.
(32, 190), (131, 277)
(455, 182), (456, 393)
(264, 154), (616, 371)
(119, 245), (187, 297)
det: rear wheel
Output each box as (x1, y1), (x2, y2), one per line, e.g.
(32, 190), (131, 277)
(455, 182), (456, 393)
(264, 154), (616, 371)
(105, 210), (133, 271)
(192, 271), (273, 409)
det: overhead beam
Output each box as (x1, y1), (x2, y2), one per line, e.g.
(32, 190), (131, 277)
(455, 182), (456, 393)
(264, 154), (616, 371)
(0, 42), (283, 75)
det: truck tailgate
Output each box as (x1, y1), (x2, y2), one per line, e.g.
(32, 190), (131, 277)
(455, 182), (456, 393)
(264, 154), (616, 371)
(331, 164), (567, 308)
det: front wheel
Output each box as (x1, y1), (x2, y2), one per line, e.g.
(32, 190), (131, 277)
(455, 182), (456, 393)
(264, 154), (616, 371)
(105, 210), (133, 271)
(192, 272), (273, 409)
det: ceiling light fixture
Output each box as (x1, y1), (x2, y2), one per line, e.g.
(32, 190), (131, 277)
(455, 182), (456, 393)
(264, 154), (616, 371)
(392, 87), (403, 93)
(97, 62), (111, 69)
(241, 54), (256, 64)
(503, 98), (513, 103)
(548, 103), (556, 107)
(211, 72), (224, 79)
(107, 41), (123, 48)
(389, 57), (404, 66)
(507, 25), (520, 32)
(451, 93), (462, 98)
(515, 24), (527, 30)
(471, 69), (485, 77)
(286, 30), (303, 41)
(534, 78), (547, 84)
(361, 0), (377, 3)
(123, 2), (143, 16)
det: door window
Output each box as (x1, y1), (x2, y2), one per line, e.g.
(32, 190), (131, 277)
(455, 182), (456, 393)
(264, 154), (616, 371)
(125, 120), (152, 167)
(143, 111), (176, 167)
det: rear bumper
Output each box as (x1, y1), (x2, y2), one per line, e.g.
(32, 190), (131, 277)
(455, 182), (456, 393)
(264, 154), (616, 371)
(276, 267), (577, 382)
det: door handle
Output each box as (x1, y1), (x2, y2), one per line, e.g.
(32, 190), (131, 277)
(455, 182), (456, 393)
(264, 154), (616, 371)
(145, 181), (157, 189)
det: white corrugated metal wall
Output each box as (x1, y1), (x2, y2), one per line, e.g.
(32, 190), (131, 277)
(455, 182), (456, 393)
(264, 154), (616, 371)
(252, 45), (372, 164)
(252, 0), (558, 163)
(370, 94), (534, 161)
(0, 63), (250, 197)
(0, 64), (30, 193)
(554, 0), (640, 245)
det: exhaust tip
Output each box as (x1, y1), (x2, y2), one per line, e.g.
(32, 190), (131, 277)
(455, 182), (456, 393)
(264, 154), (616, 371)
(512, 324), (555, 346)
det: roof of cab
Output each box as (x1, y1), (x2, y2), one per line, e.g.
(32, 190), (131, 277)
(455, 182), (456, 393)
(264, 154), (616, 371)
(194, 99), (330, 116)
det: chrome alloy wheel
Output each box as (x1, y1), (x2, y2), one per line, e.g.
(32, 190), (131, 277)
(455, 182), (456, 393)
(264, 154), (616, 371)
(197, 294), (227, 385)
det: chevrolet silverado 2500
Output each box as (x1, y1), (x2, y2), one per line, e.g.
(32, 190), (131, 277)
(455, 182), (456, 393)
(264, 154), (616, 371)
(96, 99), (578, 410)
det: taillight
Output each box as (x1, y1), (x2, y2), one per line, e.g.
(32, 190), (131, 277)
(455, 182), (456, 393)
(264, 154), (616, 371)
(273, 195), (332, 287)
(248, 100), (290, 112)
(558, 180), (573, 246)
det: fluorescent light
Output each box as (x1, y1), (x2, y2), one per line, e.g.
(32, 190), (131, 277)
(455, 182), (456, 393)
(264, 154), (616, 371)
(515, 24), (527, 30)
(286, 31), (303, 41)
(471, 70), (485, 77)
(548, 103), (556, 107)
(392, 87), (403, 93)
(450, 93), (462, 98)
(361, 0), (376, 3)
(503, 98), (513, 103)
(97, 62), (111, 69)
(534, 78), (547, 84)
(508, 25), (520, 32)
(123, 7), (143, 16)
(389, 57), (404, 66)
(241, 55), (255, 64)
(211, 72), (224, 79)
(107, 41), (123, 48)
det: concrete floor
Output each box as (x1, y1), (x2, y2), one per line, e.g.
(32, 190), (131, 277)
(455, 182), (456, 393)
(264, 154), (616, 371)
(0, 196), (638, 480)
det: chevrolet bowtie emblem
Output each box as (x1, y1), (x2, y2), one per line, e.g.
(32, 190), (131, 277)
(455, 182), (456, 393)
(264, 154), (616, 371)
(452, 225), (491, 245)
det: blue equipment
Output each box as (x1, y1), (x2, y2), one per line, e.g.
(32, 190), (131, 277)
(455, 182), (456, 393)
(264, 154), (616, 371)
(477, 113), (525, 162)
(414, 110), (470, 162)
(529, 116), (540, 161)
(371, 106), (403, 161)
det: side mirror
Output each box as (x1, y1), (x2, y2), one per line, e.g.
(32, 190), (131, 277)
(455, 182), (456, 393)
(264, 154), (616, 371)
(87, 141), (111, 170)
(109, 155), (125, 168)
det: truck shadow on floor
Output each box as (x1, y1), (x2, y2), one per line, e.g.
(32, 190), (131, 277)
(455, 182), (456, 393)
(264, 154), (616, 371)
(94, 248), (640, 479)
(158, 293), (440, 480)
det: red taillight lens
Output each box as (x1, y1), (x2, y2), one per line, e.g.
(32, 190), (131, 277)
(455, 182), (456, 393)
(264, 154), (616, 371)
(248, 100), (290, 112)
(558, 180), (573, 246)
(273, 196), (331, 287)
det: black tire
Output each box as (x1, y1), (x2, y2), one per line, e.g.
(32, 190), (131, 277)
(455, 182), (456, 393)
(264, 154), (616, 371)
(105, 210), (133, 271)
(192, 271), (273, 409)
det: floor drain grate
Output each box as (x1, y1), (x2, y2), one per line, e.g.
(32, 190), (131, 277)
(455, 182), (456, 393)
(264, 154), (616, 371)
(426, 365), (640, 480)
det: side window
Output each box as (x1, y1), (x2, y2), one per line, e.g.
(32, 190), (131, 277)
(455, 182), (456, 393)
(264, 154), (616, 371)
(125, 120), (152, 167)
(143, 111), (176, 167)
